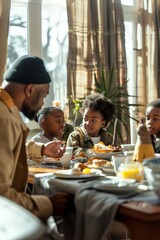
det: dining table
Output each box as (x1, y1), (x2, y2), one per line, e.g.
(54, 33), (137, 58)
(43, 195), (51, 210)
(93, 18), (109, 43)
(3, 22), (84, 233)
(28, 165), (160, 240)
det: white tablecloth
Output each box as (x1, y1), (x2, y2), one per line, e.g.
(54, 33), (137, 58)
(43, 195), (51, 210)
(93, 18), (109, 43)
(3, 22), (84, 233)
(33, 174), (160, 240)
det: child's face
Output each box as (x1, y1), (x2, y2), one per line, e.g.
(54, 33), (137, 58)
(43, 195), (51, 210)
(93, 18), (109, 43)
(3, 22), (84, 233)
(82, 108), (106, 137)
(42, 109), (65, 139)
(146, 106), (160, 137)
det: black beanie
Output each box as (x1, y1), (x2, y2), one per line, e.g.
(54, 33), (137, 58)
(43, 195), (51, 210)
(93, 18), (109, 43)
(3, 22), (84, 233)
(4, 55), (51, 84)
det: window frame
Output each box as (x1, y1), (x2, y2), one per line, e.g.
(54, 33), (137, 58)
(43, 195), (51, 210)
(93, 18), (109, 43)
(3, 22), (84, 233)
(122, 2), (138, 143)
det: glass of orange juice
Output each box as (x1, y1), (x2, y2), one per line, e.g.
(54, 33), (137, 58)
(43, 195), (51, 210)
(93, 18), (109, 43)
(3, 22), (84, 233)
(117, 162), (144, 181)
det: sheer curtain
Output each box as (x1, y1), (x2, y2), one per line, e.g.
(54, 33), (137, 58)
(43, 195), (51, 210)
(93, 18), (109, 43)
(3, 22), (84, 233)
(0, 0), (11, 84)
(66, 0), (127, 100)
(136, 0), (159, 118)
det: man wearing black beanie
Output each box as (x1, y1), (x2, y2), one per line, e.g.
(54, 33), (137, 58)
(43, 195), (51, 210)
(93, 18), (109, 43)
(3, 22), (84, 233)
(0, 55), (73, 220)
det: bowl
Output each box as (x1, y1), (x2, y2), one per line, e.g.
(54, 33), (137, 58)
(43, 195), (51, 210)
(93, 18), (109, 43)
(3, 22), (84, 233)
(143, 157), (160, 197)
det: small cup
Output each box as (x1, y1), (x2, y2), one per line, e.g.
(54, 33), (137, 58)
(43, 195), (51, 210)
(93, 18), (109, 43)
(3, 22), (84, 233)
(60, 147), (73, 168)
(65, 146), (73, 154)
(112, 155), (126, 173)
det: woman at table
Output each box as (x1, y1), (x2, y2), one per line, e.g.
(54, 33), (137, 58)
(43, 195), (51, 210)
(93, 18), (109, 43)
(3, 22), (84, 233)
(26, 107), (74, 159)
(67, 93), (115, 155)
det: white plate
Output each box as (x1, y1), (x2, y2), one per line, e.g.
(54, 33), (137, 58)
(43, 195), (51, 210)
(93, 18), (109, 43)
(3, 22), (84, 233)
(105, 176), (136, 183)
(93, 179), (139, 195)
(86, 149), (122, 159)
(43, 157), (61, 164)
(54, 169), (101, 179)
(87, 163), (113, 169)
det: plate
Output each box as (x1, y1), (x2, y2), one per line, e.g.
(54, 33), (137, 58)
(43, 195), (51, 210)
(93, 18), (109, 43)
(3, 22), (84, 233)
(86, 149), (122, 159)
(87, 165), (115, 176)
(87, 164), (113, 169)
(93, 179), (139, 195)
(54, 169), (101, 179)
(43, 157), (61, 164)
(101, 167), (115, 176)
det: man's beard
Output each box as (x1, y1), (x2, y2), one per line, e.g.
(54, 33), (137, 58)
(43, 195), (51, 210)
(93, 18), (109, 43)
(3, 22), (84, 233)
(21, 103), (38, 120)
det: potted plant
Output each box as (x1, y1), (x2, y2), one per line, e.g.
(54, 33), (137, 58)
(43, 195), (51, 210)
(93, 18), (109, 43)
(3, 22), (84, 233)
(70, 96), (83, 127)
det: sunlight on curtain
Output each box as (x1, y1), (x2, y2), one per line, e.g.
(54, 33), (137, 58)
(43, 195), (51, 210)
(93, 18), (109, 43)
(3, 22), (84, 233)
(0, 1), (2, 16)
(66, 0), (127, 97)
(136, 0), (159, 119)
(66, 0), (128, 143)
(0, 0), (11, 84)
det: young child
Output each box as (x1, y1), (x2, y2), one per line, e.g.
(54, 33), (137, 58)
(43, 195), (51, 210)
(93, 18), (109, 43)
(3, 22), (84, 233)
(146, 99), (160, 153)
(32, 107), (65, 143)
(26, 107), (74, 159)
(67, 94), (115, 155)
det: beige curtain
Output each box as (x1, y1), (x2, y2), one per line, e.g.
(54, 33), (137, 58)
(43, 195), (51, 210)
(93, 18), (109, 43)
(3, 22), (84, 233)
(0, 0), (11, 84)
(136, 0), (159, 119)
(66, 0), (127, 100)
(66, 0), (128, 142)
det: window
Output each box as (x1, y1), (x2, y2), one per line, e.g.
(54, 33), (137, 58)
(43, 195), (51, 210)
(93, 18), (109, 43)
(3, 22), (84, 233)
(121, 0), (135, 6)
(8, 0), (67, 111)
(122, 1), (138, 143)
(42, 0), (68, 109)
(8, 0), (138, 141)
(8, 1), (27, 66)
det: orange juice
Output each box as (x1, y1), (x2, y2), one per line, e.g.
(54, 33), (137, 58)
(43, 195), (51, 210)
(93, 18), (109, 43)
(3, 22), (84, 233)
(117, 162), (144, 181)
(121, 167), (139, 178)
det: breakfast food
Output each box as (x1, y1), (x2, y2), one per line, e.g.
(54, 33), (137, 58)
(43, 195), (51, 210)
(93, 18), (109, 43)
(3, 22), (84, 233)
(72, 166), (92, 175)
(93, 142), (121, 153)
(72, 151), (88, 163)
(92, 159), (108, 167)
(86, 158), (113, 169)
(76, 152), (86, 157)
(87, 156), (102, 164)
(73, 162), (88, 171)
(71, 168), (83, 175)
(82, 168), (91, 174)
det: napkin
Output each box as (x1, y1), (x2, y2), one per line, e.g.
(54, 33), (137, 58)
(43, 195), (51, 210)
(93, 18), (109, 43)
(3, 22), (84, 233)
(65, 183), (160, 240)
(73, 183), (122, 240)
